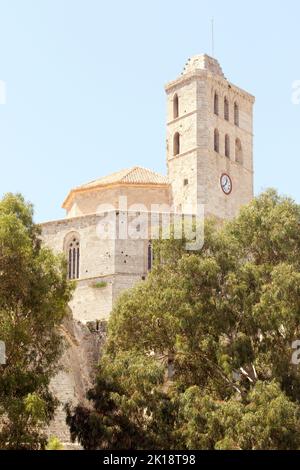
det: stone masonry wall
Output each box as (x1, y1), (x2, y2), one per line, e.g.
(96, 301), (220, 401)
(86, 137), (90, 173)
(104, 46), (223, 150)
(66, 185), (171, 218)
(46, 312), (106, 448)
(166, 66), (254, 220)
(41, 214), (116, 322)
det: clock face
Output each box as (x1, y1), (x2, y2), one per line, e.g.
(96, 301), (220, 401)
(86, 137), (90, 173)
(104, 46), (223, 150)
(220, 173), (232, 195)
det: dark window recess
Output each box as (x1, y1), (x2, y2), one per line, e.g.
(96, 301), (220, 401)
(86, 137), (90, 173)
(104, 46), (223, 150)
(173, 93), (179, 119)
(214, 92), (219, 115)
(225, 134), (230, 158)
(214, 128), (219, 153)
(173, 132), (180, 156)
(234, 102), (239, 126)
(148, 242), (153, 271)
(68, 238), (80, 280)
(184, 178), (188, 186)
(224, 97), (229, 121)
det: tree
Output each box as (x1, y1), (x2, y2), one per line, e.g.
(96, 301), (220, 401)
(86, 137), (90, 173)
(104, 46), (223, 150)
(66, 351), (177, 449)
(67, 189), (300, 449)
(0, 193), (73, 449)
(46, 436), (64, 450)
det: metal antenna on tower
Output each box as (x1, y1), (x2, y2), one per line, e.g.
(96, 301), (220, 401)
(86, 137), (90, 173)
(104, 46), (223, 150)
(211, 18), (215, 57)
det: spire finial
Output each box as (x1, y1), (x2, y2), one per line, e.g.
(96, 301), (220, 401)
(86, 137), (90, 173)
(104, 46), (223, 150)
(211, 18), (215, 57)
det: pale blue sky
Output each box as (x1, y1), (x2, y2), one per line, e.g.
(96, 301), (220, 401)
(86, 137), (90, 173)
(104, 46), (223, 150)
(0, 0), (299, 222)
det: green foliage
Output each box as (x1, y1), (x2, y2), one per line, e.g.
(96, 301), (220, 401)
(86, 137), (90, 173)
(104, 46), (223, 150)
(177, 381), (300, 450)
(66, 351), (177, 449)
(67, 189), (300, 449)
(24, 393), (47, 423)
(92, 281), (108, 289)
(46, 436), (64, 450)
(0, 193), (73, 449)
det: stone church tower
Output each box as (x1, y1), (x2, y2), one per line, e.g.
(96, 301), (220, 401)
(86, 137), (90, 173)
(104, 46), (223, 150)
(166, 54), (254, 219)
(43, 54), (255, 446)
(42, 54), (255, 324)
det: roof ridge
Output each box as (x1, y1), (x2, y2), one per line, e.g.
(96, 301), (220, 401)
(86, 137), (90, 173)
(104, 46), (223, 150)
(120, 166), (167, 181)
(76, 165), (168, 191)
(78, 167), (129, 188)
(133, 165), (165, 175)
(124, 166), (140, 179)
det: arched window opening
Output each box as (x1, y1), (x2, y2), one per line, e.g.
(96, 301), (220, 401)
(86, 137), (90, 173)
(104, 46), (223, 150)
(66, 234), (80, 280)
(235, 138), (243, 164)
(234, 102), (239, 126)
(173, 132), (180, 156)
(214, 92), (219, 115)
(225, 134), (230, 158)
(214, 129), (219, 153)
(173, 94), (179, 119)
(147, 241), (154, 271)
(224, 97), (229, 121)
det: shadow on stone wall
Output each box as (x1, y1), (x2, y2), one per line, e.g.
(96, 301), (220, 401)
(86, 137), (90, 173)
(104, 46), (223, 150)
(46, 309), (107, 449)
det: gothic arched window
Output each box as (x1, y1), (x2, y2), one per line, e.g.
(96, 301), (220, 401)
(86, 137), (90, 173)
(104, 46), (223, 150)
(234, 102), (239, 126)
(235, 138), (243, 164)
(65, 234), (80, 280)
(214, 129), (219, 153)
(214, 92), (219, 115)
(225, 134), (230, 158)
(224, 97), (229, 121)
(173, 132), (180, 156)
(173, 93), (179, 119)
(147, 241), (154, 271)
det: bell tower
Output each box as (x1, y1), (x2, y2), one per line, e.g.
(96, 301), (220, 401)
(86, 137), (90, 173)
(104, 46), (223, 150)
(165, 54), (255, 220)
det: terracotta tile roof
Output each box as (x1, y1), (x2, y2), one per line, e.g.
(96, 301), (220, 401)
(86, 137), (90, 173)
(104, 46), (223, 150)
(78, 166), (169, 189)
(62, 167), (169, 209)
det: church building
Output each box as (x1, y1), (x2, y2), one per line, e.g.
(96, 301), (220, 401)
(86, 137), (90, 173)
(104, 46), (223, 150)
(42, 54), (255, 323)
